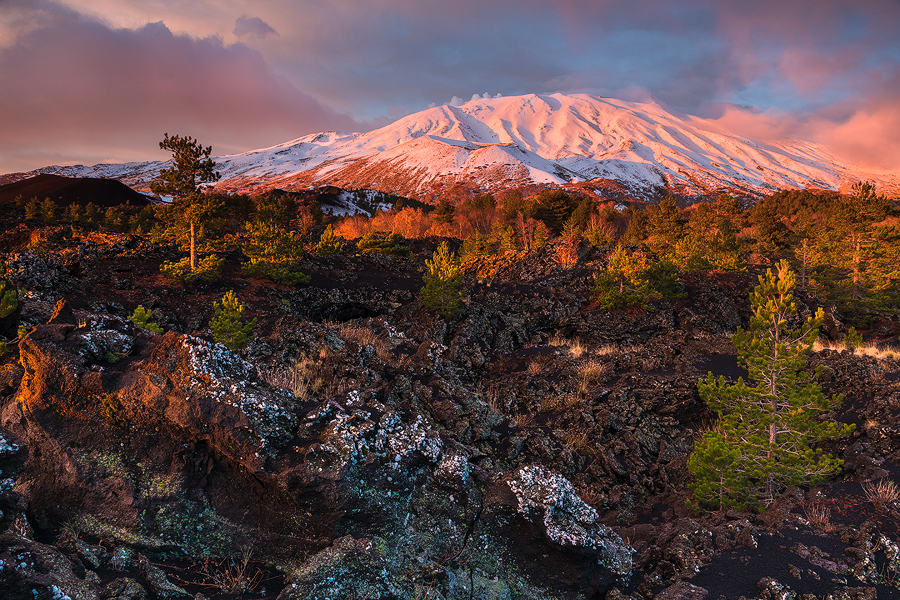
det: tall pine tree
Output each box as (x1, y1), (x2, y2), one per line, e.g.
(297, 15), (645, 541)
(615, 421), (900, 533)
(151, 134), (222, 273)
(689, 261), (853, 509)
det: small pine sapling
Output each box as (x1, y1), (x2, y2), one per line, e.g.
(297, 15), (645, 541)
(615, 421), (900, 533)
(422, 242), (464, 319)
(315, 224), (342, 255)
(127, 305), (163, 334)
(241, 221), (310, 285)
(210, 291), (257, 351)
(0, 279), (16, 320)
(843, 326), (863, 350)
(591, 245), (681, 309)
(0, 278), (18, 358)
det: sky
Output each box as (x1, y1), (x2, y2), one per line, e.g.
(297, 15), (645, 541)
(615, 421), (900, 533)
(1, 0), (899, 174)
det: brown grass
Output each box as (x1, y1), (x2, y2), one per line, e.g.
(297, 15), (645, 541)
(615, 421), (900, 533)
(813, 339), (900, 361)
(803, 502), (832, 530)
(863, 479), (900, 505)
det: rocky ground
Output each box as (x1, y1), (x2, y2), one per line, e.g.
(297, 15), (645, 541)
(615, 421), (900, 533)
(0, 223), (899, 599)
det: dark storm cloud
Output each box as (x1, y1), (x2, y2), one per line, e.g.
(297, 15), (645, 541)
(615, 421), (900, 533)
(233, 15), (276, 39)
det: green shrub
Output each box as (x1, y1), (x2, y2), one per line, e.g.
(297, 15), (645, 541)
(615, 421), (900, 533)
(210, 291), (257, 351)
(40, 198), (57, 225)
(241, 221), (310, 285)
(0, 279), (16, 319)
(315, 224), (342, 255)
(422, 242), (464, 319)
(161, 254), (223, 283)
(843, 326), (864, 350)
(591, 245), (681, 309)
(356, 231), (409, 255)
(127, 305), (163, 334)
(24, 197), (40, 221)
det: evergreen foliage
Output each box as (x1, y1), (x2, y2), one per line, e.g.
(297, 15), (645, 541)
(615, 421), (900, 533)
(591, 245), (681, 309)
(241, 221), (310, 285)
(356, 231), (410, 255)
(811, 181), (899, 319)
(674, 201), (746, 272)
(210, 291), (257, 351)
(688, 261), (853, 510)
(315, 224), (342, 255)
(621, 207), (649, 246)
(843, 326), (863, 350)
(432, 199), (456, 225)
(0, 279), (16, 320)
(422, 242), (464, 319)
(0, 277), (17, 358)
(532, 189), (579, 234)
(40, 198), (57, 224)
(750, 199), (791, 255)
(645, 196), (686, 254)
(150, 133), (222, 272)
(160, 254), (224, 283)
(127, 305), (163, 334)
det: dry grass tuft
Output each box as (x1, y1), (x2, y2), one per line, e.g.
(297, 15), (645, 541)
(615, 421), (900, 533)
(563, 429), (590, 452)
(813, 339), (900, 361)
(549, 335), (587, 358)
(863, 478), (900, 505)
(201, 547), (262, 595)
(576, 485), (606, 509)
(258, 355), (327, 398)
(579, 359), (608, 382)
(803, 502), (832, 530)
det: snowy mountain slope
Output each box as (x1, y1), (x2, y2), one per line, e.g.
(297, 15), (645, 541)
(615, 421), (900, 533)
(8, 93), (899, 201)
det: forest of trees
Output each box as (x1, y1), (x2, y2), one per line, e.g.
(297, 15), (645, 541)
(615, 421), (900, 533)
(12, 173), (899, 325)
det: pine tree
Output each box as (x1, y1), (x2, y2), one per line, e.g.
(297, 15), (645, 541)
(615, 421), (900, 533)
(533, 189), (578, 235)
(432, 199), (456, 225)
(422, 242), (464, 319)
(24, 197), (40, 221)
(591, 245), (681, 309)
(40, 198), (57, 225)
(751, 199), (791, 256)
(241, 220), (310, 285)
(150, 134), (222, 272)
(689, 261), (853, 509)
(645, 196), (686, 255)
(127, 305), (163, 334)
(812, 181), (898, 318)
(0, 278), (17, 356)
(315, 224), (342, 255)
(210, 291), (257, 351)
(621, 207), (649, 246)
(0, 279), (16, 319)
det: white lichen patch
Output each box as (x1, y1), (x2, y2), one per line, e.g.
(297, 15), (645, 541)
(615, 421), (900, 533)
(77, 330), (134, 361)
(0, 432), (19, 455)
(507, 466), (633, 576)
(178, 335), (298, 452)
(434, 454), (473, 490)
(375, 412), (442, 467)
(319, 411), (376, 470)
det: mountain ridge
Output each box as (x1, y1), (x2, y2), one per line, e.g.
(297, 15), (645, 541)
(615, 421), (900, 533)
(4, 93), (898, 201)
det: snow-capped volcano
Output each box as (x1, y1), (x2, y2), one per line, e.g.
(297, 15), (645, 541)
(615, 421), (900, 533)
(8, 94), (899, 201)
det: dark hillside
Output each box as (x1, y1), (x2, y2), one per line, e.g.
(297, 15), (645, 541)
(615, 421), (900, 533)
(0, 174), (151, 207)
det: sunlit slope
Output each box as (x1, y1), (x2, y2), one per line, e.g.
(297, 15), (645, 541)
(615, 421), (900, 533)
(10, 93), (898, 200)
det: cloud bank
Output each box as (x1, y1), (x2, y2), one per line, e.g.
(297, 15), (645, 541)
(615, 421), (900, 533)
(1, 0), (898, 175)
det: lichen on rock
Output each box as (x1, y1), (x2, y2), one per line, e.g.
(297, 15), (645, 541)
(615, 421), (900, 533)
(506, 465), (633, 576)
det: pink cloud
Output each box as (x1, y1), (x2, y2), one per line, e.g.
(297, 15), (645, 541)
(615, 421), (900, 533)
(0, 5), (363, 173)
